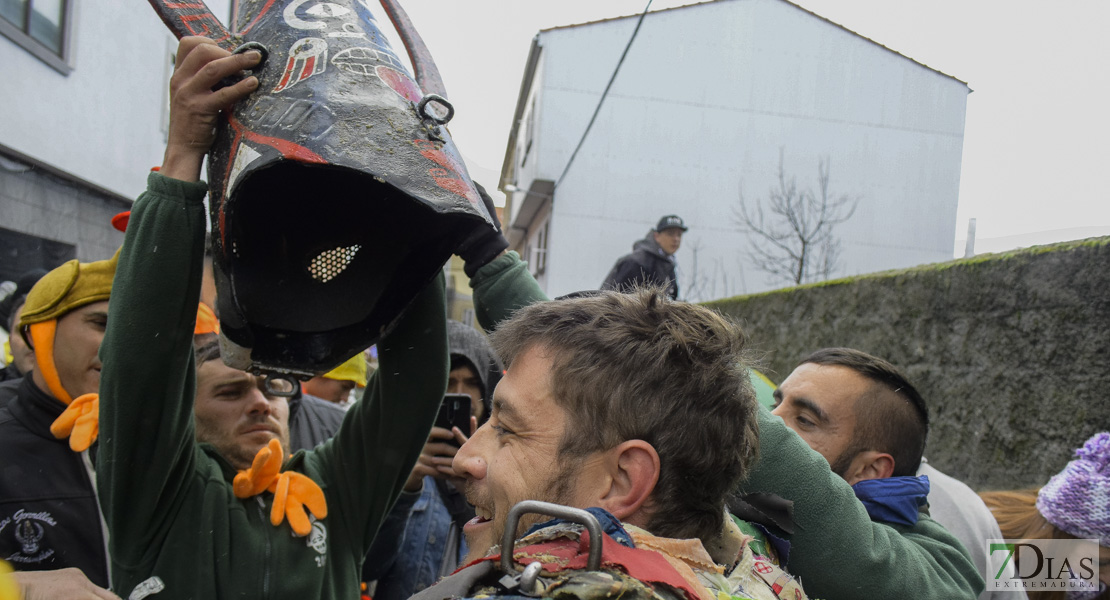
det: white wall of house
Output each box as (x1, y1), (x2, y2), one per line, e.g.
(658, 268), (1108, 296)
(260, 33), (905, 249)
(1, 1), (230, 266)
(503, 0), (968, 300)
(2, 2), (231, 200)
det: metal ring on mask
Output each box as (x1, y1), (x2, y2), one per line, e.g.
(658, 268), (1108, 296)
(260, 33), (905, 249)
(416, 94), (454, 125)
(214, 42), (270, 91)
(261, 373), (298, 398)
(500, 500), (603, 574)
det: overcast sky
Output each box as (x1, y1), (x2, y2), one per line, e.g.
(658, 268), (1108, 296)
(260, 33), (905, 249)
(380, 0), (1110, 247)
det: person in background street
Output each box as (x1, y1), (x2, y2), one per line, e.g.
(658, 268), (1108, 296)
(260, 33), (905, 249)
(0, 253), (119, 598)
(303, 352), (367, 409)
(601, 215), (687, 300)
(0, 269), (48, 385)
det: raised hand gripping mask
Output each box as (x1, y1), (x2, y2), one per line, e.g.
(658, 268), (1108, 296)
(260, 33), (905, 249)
(148, 0), (496, 388)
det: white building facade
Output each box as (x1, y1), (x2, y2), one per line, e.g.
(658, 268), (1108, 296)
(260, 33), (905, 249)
(1, 0), (230, 279)
(499, 0), (969, 300)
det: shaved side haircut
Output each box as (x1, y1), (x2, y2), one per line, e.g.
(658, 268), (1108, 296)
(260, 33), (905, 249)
(801, 348), (929, 477)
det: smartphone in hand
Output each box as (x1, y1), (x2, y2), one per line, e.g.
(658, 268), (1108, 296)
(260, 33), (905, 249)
(435, 393), (472, 448)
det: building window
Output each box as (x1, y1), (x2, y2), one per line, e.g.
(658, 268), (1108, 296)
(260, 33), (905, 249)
(530, 219), (549, 277)
(520, 97), (536, 168)
(0, 0), (73, 74)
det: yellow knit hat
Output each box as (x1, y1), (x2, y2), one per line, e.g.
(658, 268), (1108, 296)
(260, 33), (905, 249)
(19, 249), (119, 328)
(325, 353), (368, 388)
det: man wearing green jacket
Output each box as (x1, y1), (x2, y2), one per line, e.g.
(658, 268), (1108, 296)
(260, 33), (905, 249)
(95, 37), (504, 598)
(465, 255), (984, 600)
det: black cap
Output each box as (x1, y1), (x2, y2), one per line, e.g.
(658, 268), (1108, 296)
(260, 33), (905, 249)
(655, 215), (688, 232)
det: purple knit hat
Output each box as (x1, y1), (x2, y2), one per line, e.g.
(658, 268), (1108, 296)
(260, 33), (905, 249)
(1036, 432), (1110, 546)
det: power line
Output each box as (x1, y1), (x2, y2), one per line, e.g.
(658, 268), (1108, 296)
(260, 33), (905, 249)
(555, 0), (653, 188)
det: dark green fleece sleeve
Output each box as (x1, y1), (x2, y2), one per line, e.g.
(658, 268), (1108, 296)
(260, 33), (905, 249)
(739, 406), (984, 600)
(303, 272), (448, 554)
(469, 251), (548, 331)
(97, 172), (208, 567)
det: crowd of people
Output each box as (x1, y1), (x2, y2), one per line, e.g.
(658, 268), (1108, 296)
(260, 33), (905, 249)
(0, 36), (1106, 600)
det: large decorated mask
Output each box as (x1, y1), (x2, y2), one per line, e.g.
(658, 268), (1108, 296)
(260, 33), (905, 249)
(147, 0), (495, 388)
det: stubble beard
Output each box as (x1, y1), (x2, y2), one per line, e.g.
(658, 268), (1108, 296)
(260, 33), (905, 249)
(462, 454), (583, 563)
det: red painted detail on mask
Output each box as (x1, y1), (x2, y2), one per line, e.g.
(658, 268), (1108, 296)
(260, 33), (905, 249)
(412, 139), (479, 205)
(376, 65), (422, 104)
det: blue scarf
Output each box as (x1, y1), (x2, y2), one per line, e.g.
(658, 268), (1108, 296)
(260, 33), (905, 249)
(851, 475), (931, 526)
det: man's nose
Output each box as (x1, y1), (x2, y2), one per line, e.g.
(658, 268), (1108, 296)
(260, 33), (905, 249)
(246, 388), (272, 416)
(453, 423), (489, 480)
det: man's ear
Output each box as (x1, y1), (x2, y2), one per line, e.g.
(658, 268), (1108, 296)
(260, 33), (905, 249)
(597, 440), (660, 526)
(843, 450), (895, 485)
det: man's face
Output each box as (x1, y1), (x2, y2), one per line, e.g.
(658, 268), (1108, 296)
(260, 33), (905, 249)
(8, 300), (36, 376)
(195, 359), (290, 470)
(453, 345), (601, 563)
(771, 362), (871, 482)
(50, 301), (109, 398)
(653, 228), (683, 255)
(448, 363), (484, 421)
(303, 376), (355, 404)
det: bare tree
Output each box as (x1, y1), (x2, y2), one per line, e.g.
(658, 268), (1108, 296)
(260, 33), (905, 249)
(682, 238), (710, 302)
(682, 238), (736, 303)
(733, 151), (859, 286)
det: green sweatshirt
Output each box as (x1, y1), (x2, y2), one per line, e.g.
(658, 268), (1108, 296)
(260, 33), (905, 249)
(469, 251), (983, 600)
(97, 173), (449, 599)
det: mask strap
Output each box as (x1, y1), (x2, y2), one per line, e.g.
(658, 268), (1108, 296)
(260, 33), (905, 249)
(29, 320), (72, 405)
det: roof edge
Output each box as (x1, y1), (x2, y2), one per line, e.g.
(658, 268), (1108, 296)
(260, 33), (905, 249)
(499, 35), (543, 191)
(539, 0), (968, 87)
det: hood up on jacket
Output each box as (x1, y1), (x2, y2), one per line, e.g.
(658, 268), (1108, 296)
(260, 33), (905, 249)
(446, 320), (502, 422)
(631, 231), (676, 264)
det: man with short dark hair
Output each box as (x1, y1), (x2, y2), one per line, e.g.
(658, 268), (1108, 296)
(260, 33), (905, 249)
(772, 347), (929, 486)
(601, 215), (687, 300)
(190, 337), (292, 470)
(772, 347), (1017, 600)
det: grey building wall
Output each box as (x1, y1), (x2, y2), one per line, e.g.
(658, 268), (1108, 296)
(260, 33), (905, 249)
(706, 237), (1110, 491)
(504, 0), (969, 301)
(1, 152), (127, 270)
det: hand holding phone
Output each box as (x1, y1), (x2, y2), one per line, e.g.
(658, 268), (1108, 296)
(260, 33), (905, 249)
(435, 393), (472, 448)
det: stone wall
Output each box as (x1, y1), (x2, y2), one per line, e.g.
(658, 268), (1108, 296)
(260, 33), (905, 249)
(706, 238), (1110, 491)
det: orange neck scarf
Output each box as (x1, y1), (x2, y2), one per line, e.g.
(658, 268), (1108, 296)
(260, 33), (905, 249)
(233, 439), (328, 536)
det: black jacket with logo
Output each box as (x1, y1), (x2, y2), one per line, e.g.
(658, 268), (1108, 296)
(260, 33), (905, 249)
(601, 232), (679, 299)
(0, 376), (109, 586)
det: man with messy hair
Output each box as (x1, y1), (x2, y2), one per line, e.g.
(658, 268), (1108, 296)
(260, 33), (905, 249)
(431, 259), (985, 598)
(434, 287), (807, 599)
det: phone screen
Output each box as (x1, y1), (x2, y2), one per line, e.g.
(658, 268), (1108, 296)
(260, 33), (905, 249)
(435, 393), (472, 447)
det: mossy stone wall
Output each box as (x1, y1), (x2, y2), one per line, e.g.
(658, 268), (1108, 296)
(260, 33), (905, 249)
(706, 237), (1110, 491)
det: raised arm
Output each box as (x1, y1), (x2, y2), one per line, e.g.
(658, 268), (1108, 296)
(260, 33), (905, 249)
(469, 251), (548, 331)
(301, 273), (449, 552)
(96, 37), (262, 564)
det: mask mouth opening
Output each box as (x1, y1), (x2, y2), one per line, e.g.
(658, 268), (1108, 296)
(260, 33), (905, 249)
(214, 160), (461, 373)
